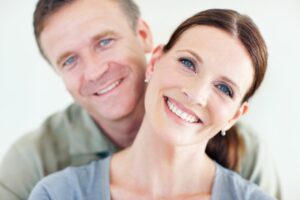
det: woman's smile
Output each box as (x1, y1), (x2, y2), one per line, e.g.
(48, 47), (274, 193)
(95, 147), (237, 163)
(164, 96), (203, 124)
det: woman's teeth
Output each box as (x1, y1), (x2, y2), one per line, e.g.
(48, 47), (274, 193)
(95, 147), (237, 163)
(167, 99), (198, 123)
(96, 80), (121, 95)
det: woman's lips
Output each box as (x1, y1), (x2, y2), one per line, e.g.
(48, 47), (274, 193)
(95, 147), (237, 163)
(164, 96), (203, 124)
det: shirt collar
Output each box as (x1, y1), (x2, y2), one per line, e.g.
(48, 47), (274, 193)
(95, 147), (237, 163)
(66, 103), (119, 155)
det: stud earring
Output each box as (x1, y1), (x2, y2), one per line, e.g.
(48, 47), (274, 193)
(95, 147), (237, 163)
(144, 76), (151, 83)
(221, 129), (226, 136)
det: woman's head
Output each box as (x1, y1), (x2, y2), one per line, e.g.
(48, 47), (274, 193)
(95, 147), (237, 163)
(163, 9), (268, 102)
(144, 9), (267, 146)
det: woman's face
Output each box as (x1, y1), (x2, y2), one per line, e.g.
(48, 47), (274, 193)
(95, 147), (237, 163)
(144, 26), (254, 146)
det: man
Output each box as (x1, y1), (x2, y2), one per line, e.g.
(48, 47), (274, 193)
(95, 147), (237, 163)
(0, 0), (281, 199)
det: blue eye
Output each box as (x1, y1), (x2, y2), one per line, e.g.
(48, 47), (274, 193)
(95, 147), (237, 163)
(179, 58), (196, 72)
(62, 56), (77, 67)
(216, 84), (233, 97)
(99, 38), (113, 47)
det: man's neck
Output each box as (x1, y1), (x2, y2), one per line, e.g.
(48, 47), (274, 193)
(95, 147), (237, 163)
(92, 98), (145, 149)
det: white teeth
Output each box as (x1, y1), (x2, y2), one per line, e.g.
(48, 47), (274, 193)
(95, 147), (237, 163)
(166, 99), (198, 123)
(96, 81), (120, 95)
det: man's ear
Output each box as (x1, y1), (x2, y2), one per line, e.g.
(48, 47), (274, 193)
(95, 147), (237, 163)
(136, 19), (153, 53)
(224, 102), (249, 131)
(145, 45), (164, 81)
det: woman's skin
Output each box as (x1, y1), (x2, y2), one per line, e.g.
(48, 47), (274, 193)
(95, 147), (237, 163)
(110, 25), (254, 199)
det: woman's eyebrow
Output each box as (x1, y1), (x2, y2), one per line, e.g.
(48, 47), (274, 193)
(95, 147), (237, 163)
(220, 76), (241, 96)
(176, 49), (203, 64)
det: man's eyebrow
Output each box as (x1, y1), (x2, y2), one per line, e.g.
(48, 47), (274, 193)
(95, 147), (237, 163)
(176, 49), (204, 64)
(91, 30), (119, 43)
(56, 30), (119, 66)
(56, 51), (73, 67)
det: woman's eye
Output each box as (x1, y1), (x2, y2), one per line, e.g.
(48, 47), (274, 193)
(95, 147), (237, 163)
(179, 58), (196, 72)
(62, 56), (77, 67)
(216, 84), (234, 98)
(98, 38), (113, 47)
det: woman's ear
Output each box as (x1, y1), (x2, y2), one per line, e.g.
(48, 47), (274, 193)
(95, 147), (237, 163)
(224, 102), (249, 131)
(146, 45), (164, 81)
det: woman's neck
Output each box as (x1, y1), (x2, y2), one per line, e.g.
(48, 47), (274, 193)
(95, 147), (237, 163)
(110, 119), (216, 199)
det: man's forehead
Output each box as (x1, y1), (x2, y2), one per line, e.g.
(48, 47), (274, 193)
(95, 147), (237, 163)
(39, 0), (132, 63)
(42, 0), (125, 31)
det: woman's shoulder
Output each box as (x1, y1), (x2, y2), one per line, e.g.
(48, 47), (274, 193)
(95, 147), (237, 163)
(212, 163), (275, 200)
(29, 156), (111, 200)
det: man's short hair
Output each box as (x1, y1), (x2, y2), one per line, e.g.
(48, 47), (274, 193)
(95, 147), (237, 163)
(33, 0), (141, 61)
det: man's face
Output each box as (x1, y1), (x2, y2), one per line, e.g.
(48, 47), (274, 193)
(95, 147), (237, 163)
(40, 0), (152, 122)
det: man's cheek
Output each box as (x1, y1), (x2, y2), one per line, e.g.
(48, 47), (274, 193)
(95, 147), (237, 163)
(64, 80), (79, 96)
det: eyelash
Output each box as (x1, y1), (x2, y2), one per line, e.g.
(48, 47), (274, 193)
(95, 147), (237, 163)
(215, 83), (234, 98)
(178, 57), (197, 72)
(62, 55), (77, 68)
(98, 38), (114, 48)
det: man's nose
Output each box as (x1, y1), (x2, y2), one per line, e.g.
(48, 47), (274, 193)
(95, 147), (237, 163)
(83, 53), (109, 81)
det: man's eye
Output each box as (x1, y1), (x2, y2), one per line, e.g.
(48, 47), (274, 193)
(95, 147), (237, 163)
(179, 58), (196, 72)
(99, 38), (113, 47)
(62, 56), (77, 67)
(216, 84), (234, 98)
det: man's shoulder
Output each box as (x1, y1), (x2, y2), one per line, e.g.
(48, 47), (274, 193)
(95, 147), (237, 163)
(0, 103), (81, 200)
(234, 123), (281, 199)
(236, 122), (262, 148)
(8, 103), (82, 152)
(0, 103), (84, 173)
(0, 103), (111, 200)
(235, 122), (266, 163)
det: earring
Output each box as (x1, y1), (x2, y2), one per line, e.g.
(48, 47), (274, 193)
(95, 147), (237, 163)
(221, 129), (226, 136)
(144, 76), (151, 83)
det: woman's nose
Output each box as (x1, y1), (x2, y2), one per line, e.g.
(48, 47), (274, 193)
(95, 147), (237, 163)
(182, 80), (210, 107)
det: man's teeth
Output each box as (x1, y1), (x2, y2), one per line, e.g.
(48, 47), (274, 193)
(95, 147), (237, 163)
(96, 81), (120, 95)
(167, 99), (198, 123)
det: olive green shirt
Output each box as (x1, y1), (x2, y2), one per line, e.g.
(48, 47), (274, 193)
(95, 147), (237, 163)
(0, 103), (281, 200)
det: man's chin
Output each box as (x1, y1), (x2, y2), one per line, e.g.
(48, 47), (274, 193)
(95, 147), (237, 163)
(88, 105), (136, 122)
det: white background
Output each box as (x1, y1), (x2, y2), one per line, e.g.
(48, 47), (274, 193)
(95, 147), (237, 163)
(1, 0), (299, 199)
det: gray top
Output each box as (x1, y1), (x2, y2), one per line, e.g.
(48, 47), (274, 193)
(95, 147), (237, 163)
(29, 156), (274, 200)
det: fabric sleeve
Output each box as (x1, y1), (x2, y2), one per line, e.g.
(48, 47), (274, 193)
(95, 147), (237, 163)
(0, 134), (45, 200)
(237, 123), (281, 200)
(28, 168), (75, 200)
(28, 184), (52, 200)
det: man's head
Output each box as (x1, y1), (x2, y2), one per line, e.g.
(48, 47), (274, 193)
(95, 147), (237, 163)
(34, 0), (142, 60)
(33, 0), (153, 124)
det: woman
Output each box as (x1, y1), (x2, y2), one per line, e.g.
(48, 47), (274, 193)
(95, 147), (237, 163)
(30, 9), (273, 200)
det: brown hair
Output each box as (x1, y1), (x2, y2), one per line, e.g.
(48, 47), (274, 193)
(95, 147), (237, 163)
(163, 9), (268, 170)
(33, 0), (140, 61)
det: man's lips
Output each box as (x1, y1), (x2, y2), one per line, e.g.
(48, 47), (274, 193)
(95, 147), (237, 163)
(164, 96), (203, 124)
(80, 62), (129, 96)
(94, 79), (122, 96)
